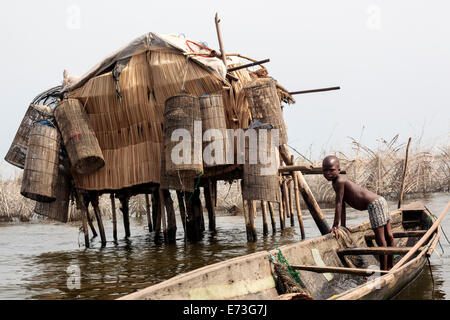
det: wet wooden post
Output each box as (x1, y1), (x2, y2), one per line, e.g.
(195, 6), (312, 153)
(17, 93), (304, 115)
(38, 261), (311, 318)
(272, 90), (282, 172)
(158, 188), (168, 243)
(176, 191), (187, 232)
(75, 190), (90, 248)
(152, 189), (162, 243)
(279, 144), (330, 235)
(292, 171), (306, 239)
(204, 180), (216, 231)
(278, 189), (285, 230)
(118, 194), (131, 238)
(110, 193), (118, 242)
(248, 200), (258, 241)
(84, 198), (98, 238)
(261, 201), (269, 236)
(92, 194), (107, 247)
(288, 178), (295, 227)
(268, 202), (277, 233)
(282, 179), (291, 219)
(162, 189), (176, 243)
(186, 189), (202, 242)
(144, 193), (153, 232)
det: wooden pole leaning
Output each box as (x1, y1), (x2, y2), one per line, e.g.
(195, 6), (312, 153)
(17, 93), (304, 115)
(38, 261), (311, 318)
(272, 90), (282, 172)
(290, 155), (305, 239)
(398, 137), (412, 209)
(91, 194), (107, 247)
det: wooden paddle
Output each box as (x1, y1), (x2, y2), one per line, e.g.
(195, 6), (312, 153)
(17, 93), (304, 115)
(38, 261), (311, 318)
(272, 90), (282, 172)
(390, 201), (450, 272)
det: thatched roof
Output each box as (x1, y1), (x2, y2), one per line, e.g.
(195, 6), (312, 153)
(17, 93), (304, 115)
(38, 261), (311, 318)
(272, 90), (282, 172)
(64, 32), (293, 191)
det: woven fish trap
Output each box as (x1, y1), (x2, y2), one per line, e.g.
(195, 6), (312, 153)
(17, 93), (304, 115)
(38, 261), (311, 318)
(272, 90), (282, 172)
(199, 94), (228, 168)
(34, 166), (71, 222)
(5, 104), (52, 169)
(244, 78), (288, 145)
(242, 128), (280, 202)
(163, 93), (203, 178)
(21, 123), (60, 202)
(54, 98), (105, 175)
(159, 148), (195, 192)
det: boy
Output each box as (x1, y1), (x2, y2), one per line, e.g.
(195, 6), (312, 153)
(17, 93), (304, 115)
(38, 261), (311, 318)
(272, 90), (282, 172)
(322, 155), (395, 270)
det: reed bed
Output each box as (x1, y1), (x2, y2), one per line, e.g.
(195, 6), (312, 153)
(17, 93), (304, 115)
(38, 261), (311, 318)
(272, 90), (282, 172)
(0, 173), (35, 222)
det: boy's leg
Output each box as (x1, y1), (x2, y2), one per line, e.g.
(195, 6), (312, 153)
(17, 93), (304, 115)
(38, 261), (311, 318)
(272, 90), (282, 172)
(384, 221), (395, 269)
(373, 226), (388, 271)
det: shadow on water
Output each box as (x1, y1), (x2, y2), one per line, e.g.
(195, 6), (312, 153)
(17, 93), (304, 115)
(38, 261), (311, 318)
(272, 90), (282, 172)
(0, 192), (449, 299)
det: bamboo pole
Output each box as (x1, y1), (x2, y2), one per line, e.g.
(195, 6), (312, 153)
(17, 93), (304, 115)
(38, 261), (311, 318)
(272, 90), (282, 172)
(214, 13), (227, 67)
(268, 202), (276, 233)
(92, 195), (107, 247)
(279, 144), (330, 235)
(292, 161), (306, 239)
(145, 193), (153, 232)
(261, 201), (269, 236)
(288, 179), (295, 227)
(288, 86), (340, 95)
(291, 264), (389, 276)
(398, 137), (412, 209)
(390, 202), (450, 272)
(282, 179), (290, 219)
(110, 193), (117, 241)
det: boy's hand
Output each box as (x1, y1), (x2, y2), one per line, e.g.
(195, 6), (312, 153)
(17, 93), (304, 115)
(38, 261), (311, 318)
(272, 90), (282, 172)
(331, 226), (340, 239)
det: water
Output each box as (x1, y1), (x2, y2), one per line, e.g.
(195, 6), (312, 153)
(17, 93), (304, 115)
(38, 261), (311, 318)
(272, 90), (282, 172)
(0, 193), (448, 300)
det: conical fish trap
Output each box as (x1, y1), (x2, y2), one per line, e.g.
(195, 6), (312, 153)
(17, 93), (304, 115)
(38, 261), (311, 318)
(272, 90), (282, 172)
(242, 128), (280, 202)
(163, 93), (203, 178)
(199, 94), (228, 168)
(21, 123), (60, 202)
(5, 104), (52, 169)
(244, 78), (288, 145)
(54, 98), (105, 175)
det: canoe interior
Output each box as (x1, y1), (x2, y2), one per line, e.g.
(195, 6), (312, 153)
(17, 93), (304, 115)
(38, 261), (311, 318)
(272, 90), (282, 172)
(119, 202), (435, 300)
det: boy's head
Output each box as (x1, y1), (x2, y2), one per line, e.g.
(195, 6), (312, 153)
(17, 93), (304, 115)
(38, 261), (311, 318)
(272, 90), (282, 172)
(322, 155), (340, 181)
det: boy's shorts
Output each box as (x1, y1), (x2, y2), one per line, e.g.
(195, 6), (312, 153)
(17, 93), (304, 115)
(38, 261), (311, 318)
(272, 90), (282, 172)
(368, 196), (390, 229)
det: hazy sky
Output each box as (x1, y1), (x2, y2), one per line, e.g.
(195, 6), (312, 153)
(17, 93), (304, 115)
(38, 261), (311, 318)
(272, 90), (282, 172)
(1, 0), (449, 176)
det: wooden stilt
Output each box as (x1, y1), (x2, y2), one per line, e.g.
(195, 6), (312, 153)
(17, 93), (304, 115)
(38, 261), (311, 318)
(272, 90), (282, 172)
(92, 194), (107, 247)
(268, 201), (277, 233)
(282, 180), (291, 219)
(176, 191), (187, 232)
(110, 193), (118, 241)
(162, 189), (176, 243)
(293, 170), (306, 239)
(261, 201), (269, 236)
(118, 195), (131, 238)
(158, 188), (168, 243)
(75, 191), (89, 248)
(288, 179), (295, 227)
(248, 200), (257, 242)
(186, 189), (202, 242)
(204, 180), (216, 231)
(84, 199), (98, 238)
(279, 144), (330, 235)
(152, 189), (162, 243)
(144, 193), (153, 232)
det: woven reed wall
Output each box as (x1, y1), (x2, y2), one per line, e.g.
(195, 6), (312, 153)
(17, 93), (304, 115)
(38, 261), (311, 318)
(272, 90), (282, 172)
(21, 124), (60, 202)
(5, 105), (52, 169)
(244, 78), (288, 145)
(54, 98), (105, 175)
(34, 167), (71, 222)
(242, 129), (280, 202)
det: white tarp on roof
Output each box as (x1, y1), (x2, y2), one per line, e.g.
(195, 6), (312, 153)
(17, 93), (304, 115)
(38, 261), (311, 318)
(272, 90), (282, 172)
(63, 32), (227, 93)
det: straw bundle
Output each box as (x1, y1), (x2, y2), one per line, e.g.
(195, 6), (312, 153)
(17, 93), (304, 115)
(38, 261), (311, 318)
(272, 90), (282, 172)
(244, 78), (288, 144)
(5, 104), (52, 169)
(34, 167), (71, 222)
(242, 128), (280, 202)
(21, 123), (60, 202)
(54, 98), (105, 175)
(163, 93), (203, 177)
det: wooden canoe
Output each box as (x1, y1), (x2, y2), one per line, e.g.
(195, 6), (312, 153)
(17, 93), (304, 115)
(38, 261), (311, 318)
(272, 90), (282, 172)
(118, 201), (443, 300)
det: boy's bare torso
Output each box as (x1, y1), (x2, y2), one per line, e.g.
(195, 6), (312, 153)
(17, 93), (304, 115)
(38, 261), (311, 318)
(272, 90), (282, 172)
(332, 176), (379, 211)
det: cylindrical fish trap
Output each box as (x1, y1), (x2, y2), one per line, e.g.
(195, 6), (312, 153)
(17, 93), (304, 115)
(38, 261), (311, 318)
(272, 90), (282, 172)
(34, 166), (71, 222)
(199, 94), (228, 168)
(21, 123), (60, 202)
(244, 78), (288, 145)
(159, 148), (195, 192)
(242, 128), (280, 202)
(5, 104), (52, 169)
(163, 93), (203, 178)
(54, 98), (105, 175)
